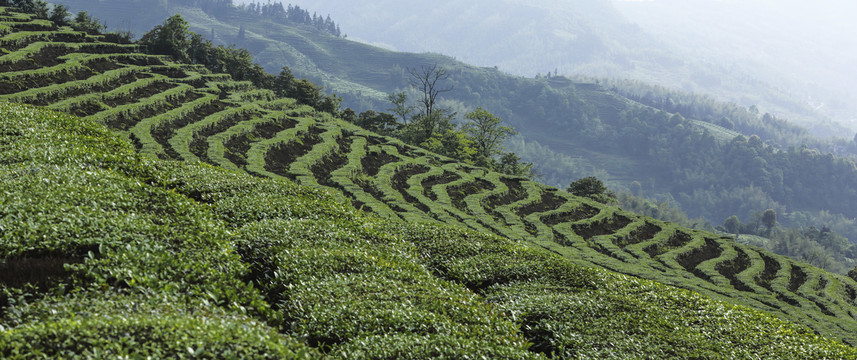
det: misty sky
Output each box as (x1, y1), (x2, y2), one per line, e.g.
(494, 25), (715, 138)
(612, 1), (857, 91)
(232, 0), (857, 125)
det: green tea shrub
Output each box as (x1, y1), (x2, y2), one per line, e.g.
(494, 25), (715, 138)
(234, 218), (530, 353)
(0, 291), (318, 359)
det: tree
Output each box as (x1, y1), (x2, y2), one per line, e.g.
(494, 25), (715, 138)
(630, 181), (643, 196)
(497, 152), (535, 179)
(15, 0), (49, 18)
(408, 64), (452, 118)
(406, 109), (456, 146)
(48, 4), (70, 26)
(237, 25), (246, 41)
(568, 176), (615, 203)
(762, 209), (777, 229)
(272, 67), (296, 98)
(71, 11), (106, 34)
(139, 14), (192, 62)
(355, 110), (400, 136)
(848, 266), (857, 283)
(386, 92), (414, 124)
(463, 107), (516, 164)
(723, 215), (742, 234)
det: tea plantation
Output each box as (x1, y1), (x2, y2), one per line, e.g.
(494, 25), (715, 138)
(2, 5), (857, 358)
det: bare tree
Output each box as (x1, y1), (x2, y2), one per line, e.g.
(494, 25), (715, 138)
(408, 64), (452, 117)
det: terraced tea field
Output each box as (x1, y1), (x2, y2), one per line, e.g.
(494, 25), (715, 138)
(3, 6), (857, 346)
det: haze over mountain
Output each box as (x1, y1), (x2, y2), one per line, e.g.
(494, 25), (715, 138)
(236, 0), (857, 136)
(612, 0), (857, 131)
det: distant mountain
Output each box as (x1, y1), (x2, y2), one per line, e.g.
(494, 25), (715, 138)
(612, 0), (857, 132)
(254, 0), (854, 136)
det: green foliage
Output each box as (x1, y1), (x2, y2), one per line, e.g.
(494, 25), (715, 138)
(70, 11), (104, 34)
(387, 221), (857, 359)
(724, 215), (741, 234)
(567, 176), (615, 204)
(762, 208), (777, 229)
(386, 91), (413, 123)
(352, 109), (400, 136)
(463, 107), (517, 162)
(495, 152), (535, 179)
(47, 4), (70, 26)
(139, 14), (191, 62)
(1, 292), (317, 359)
(7, 0), (48, 18)
(849, 267), (857, 283)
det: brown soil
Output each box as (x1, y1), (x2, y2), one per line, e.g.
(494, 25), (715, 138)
(420, 171), (459, 201)
(0, 255), (82, 288)
(715, 248), (752, 292)
(788, 265), (807, 292)
(311, 135), (352, 190)
(542, 204), (601, 226)
(644, 231), (692, 258)
(611, 222), (661, 248)
(448, 178), (493, 213)
(571, 214), (633, 241)
(263, 126), (323, 179)
(148, 66), (188, 79)
(30, 72), (146, 106)
(105, 90), (203, 131)
(675, 238), (722, 283)
(514, 190), (566, 218)
(756, 254), (780, 291)
(102, 81), (175, 107)
(151, 100), (228, 160)
(189, 108), (260, 164)
(68, 100), (106, 118)
(391, 164), (431, 214)
(0, 66), (93, 95)
(223, 116), (298, 167)
(484, 177), (526, 209)
(361, 149), (397, 177)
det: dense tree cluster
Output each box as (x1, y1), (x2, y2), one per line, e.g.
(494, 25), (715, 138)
(162, 0), (342, 37)
(240, 2), (341, 37)
(138, 15), (340, 114)
(340, 66), (533, 178)
(567, 176), (616, 204)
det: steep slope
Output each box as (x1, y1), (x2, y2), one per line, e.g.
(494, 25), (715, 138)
(5, 100), (856, 358)
(3, 6), (857, 351)
(52, 0), (857, 244)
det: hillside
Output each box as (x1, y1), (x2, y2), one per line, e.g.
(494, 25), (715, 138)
(3, 5), (857, 357)
(52, 0), (857, 253)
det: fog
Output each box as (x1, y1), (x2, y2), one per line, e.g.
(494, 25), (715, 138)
(611, 0), (857, 128)
(232, 0), (857, 130)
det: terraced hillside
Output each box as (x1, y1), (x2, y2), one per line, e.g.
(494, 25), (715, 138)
(3, 6), (857, 349)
